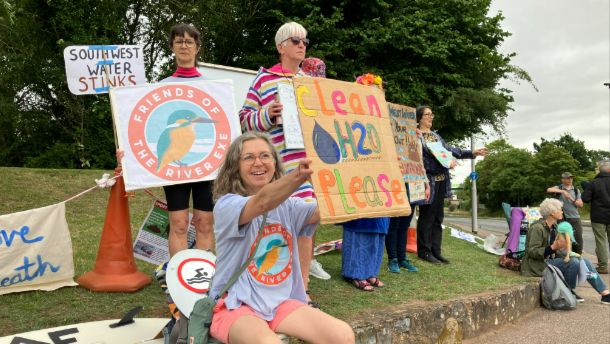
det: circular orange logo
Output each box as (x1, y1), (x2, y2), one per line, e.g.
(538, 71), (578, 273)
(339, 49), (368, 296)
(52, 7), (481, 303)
(128, 84), (231, 181)
(248, 224), (293, 286)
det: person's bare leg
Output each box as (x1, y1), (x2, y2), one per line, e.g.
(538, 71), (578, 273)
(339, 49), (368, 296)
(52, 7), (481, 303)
(228, 315), (282, 344)
(274, 305), (355, 344)
(168, 209), (189, 257)
(192, 209), (214, 251)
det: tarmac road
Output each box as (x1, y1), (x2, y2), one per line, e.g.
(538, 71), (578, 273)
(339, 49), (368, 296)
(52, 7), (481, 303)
(445, 216), (598, 257)
(445, 216), (610, 344)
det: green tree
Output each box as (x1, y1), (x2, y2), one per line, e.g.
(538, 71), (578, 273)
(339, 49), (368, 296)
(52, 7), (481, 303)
(0, 0), (533, 168)
(533, 133), (600, 172)
(224, 0), (534, 142)
(464, 139), (538, 209)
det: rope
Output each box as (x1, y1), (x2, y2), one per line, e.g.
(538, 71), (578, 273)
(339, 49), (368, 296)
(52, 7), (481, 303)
(63, 173), (121, 203)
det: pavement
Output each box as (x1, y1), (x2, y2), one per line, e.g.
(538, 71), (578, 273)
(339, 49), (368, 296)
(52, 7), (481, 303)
(464, 276), (610, 344)
(445, 218), (610, 344)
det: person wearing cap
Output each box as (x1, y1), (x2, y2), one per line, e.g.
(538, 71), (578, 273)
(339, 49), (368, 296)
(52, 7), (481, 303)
(521, 198), (610, 304)
(546, 172), (584, 254)
(582, 160), (610, 274)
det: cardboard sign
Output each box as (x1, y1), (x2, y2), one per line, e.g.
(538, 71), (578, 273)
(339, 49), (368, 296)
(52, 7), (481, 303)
(388, 103), (427, 203)
(0, 203), (77, 295)
(294, 77), (411, 223)
(110, 80), (241, 191)
(63, 45), (146, 95)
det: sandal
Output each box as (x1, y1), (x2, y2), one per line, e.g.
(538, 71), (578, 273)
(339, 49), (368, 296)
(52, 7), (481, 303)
(350, 279), (374, 292)
(367, 277), (384, 288)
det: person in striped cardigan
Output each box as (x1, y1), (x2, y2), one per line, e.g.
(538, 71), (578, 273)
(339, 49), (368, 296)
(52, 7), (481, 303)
(239, 22), (331, 305)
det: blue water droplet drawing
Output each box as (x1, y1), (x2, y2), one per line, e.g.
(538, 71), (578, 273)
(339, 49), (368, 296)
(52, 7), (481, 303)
(312, 120), (341, 164)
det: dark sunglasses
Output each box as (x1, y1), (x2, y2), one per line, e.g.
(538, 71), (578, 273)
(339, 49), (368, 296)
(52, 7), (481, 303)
(283, 36), (310, 47)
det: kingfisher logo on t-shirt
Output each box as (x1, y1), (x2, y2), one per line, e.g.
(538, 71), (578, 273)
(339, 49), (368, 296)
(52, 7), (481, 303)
(247, 223), (293, 285)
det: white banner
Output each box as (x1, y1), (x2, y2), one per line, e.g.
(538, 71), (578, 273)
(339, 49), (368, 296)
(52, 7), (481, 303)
(63, 45), (147, 95)
(111, 80), (241, 191)
(0, 203), (77, 295)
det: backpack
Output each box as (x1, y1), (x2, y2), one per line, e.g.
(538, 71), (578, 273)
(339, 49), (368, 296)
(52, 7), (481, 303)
(540, 262), (577, 310)
(162, 294), (216, 344)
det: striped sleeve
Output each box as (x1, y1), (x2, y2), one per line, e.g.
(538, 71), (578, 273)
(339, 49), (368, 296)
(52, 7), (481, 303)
(239, 72), (274, 132)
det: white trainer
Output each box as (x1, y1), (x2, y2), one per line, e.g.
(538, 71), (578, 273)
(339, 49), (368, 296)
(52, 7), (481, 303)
(309, 259), (331, 280)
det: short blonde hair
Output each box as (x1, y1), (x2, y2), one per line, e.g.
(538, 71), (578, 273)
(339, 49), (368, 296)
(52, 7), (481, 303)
(539, 198), (563, 218)
(275, 22), (307, 47)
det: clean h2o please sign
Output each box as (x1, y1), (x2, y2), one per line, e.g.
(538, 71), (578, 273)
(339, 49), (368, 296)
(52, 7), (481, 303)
(63, 45), (147, 95)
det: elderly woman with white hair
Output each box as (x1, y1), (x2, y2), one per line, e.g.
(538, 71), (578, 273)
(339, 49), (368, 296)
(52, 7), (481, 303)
(521, 198), (610, 304)
(239, 22), (330, 304)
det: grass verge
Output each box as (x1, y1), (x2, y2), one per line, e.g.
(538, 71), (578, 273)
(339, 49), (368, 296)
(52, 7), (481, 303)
(0, 167), (531, 336)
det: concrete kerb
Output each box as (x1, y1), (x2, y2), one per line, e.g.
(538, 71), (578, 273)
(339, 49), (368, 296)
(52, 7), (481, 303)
(348, 282), (540, 344)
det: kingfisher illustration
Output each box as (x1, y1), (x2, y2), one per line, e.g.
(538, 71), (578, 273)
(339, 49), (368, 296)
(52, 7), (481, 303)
(156, 110), (215, 171)
(255, 238), (288, 278)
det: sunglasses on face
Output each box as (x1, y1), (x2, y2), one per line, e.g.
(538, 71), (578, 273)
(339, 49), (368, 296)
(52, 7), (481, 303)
(283, 36), (310, 47)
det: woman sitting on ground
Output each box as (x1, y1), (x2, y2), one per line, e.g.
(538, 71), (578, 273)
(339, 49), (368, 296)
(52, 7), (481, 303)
(521, 198), (610, 304)
(209, 132), (355, 344)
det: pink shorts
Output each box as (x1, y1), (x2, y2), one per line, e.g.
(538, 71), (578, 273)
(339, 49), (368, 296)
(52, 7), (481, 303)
(210, 298), (305, 343)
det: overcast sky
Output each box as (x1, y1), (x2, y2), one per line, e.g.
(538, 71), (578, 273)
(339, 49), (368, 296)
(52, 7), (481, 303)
(453, 0), (610, 184)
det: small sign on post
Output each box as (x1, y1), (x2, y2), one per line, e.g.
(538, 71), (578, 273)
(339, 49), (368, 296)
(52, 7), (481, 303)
(63, 45), (146, 95)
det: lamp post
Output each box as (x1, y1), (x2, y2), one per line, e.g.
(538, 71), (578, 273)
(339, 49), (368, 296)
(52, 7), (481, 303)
(471, 136), (478, 234)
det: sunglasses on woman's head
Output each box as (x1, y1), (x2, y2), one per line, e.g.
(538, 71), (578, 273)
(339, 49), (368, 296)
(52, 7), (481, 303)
(283, 36), (310, 47)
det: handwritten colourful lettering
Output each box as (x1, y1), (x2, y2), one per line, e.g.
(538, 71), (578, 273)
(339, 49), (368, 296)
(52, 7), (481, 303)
(0, 255), (61, 288)
(297, 79), (383, 118)
(0, 226), (44, 247)
(295, 77), (410, 223)
(318, 168), (406, 216)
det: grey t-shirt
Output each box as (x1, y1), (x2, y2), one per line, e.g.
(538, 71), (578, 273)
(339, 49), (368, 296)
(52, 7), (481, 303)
(557, 185), (581, 219)
(210, 193), (316, 320)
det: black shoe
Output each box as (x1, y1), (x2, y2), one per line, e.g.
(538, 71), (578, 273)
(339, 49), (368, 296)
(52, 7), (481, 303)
(435, 255), (450, 264)
(421, 253), (441, 265)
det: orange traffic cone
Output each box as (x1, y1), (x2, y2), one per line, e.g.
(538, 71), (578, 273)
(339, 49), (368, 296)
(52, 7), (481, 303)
(406, 227), (417, 253)
(78, 168), (151, 292)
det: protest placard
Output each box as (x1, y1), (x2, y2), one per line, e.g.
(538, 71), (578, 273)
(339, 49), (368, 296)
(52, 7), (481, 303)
(63, 45), (146, 95)
(277, 83), (305, 149)
(110, 80), (241, 191)
(293, 77), (411, 223)
(132, 200), (197, 265)
(0, 203), (77, 295)
(388, 103), (427, 203)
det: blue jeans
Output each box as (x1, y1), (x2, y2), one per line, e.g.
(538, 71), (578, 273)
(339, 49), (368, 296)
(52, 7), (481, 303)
(548, 257), (608, 293)
(386, 213), (414, 261)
